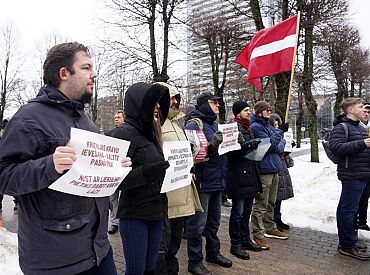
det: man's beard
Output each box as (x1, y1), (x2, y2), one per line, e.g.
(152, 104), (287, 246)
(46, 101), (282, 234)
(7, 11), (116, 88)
(78, 91), (93, 105)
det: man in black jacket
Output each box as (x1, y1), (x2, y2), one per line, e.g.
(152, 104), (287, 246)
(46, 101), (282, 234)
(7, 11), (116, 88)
(0, 42), (131, 274)
(329, 97), (370, 261)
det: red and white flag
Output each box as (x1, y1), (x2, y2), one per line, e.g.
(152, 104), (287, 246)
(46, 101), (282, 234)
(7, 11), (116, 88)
(236, 14), (298, 91)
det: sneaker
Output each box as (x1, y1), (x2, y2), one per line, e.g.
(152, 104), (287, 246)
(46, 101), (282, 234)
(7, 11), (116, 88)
(357, 224), (370, 231)
(253, 238), (270, 250)
(338, 243), (368, 252)
(338, 246), (370, 261)
(265, 230), (288, 240)
(221, 200), (232, 207)
(188, 262), (212, 275)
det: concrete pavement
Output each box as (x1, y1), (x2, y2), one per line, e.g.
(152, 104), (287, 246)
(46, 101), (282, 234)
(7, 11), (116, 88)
(1, 195), (369, 274)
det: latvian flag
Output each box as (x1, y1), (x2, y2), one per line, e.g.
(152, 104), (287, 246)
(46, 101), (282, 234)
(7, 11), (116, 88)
(236, 14), (298, 91)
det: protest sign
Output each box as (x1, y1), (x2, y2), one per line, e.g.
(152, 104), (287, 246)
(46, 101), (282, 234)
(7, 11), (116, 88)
(49, 128), (131, 197)
(284, 128), (293, 152)
(245, 137), (271, 161)
(161, 141), (193, 193)
(218, 122), (241, 155)
(185, 129), (208, 163)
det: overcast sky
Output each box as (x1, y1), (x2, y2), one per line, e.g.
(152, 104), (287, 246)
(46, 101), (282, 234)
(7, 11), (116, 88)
(1, 0), (369, 50)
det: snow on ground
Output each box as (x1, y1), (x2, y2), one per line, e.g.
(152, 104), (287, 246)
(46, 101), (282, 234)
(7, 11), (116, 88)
(284, 146), (370, 240)
(0, 228), (21, 274)
(0, 143), (369, 273)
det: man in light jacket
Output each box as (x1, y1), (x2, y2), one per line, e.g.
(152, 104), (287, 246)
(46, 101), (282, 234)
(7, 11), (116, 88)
(155, 82), (202, 275)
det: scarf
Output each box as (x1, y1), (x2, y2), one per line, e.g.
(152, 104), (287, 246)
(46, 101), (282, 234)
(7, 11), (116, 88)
(234, 116), (251, 132)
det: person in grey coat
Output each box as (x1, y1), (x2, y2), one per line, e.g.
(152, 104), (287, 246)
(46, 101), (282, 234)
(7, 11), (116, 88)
(0, 42), (131, 275)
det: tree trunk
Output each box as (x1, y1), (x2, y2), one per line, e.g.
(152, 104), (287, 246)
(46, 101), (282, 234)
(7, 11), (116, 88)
(275, 72), (291, 122)
(302, 23), (319, 162)
(250, 0), (264, 31)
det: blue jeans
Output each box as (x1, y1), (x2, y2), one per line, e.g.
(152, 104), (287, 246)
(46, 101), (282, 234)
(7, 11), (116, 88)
(187, 190), (222, 265)
(337, 180), (366, 248)
(76, 246), (117, 275)
(120, 218), (163, 275)
(229, 197), (254, 247)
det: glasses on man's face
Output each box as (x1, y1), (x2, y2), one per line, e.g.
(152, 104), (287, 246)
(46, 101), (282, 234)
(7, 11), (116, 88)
(266, 108), (272, 112)
(208, 100), (219, 105)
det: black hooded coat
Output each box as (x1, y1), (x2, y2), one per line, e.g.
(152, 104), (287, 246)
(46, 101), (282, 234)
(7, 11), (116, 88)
(111, 82), (170, 220)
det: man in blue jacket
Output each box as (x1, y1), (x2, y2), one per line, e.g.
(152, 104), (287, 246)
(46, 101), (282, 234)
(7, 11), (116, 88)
(0, 42), (131, 275)
(250, 101), (288, 251)
(185, 92), (232, 275)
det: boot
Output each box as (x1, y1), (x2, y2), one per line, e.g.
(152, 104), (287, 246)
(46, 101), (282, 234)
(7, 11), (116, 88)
(230, 246), (250, 260)
(275, 218), (290, 231)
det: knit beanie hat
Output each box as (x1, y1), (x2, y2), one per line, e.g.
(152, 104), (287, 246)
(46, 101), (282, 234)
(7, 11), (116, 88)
(232, 100), (250, 116)
(254, 101), (271, 115)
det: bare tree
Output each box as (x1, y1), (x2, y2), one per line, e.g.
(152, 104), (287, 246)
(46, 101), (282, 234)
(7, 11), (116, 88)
(191, 15), (245, 123)
(102, 0), (186, 83)
(0, 24), (22, 126)
(321, 23), (360, 115)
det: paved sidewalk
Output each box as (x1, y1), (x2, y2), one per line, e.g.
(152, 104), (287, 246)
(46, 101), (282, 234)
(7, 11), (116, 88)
(2, 196), (369, 274)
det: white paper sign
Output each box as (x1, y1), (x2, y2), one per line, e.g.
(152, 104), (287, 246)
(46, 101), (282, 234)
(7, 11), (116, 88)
(161, 141), (193, 193)
(218, 122), (241, 155)
(244, 138), (271, 161)
(284, 128), (293, 152)
(49, 128), (131, 197)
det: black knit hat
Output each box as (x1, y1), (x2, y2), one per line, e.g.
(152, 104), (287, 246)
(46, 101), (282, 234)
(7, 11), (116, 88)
(254, 101), (271, 115)
(232, 100), (250, 116)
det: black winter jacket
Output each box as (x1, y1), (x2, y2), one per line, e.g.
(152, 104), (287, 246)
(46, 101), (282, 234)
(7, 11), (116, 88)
(329, 115), (370, 181)
(277, 152), (294, 201)
(0, 86), (109, 275)
(112, 83), (170, 220)
(226, 120), (262, 199)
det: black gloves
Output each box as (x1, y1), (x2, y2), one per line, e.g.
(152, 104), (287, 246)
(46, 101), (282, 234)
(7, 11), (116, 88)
(291, 140), (296, 148)
(279, 123), (289, 133)
(246, 138), (261, 149)
(239, 134), (261, 150)
(237, 132), (245, 144)
(143, 160), (170, 181)
(212, 131), (223, 146)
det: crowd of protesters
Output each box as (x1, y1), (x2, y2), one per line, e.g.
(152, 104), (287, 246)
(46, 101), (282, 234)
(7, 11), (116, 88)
(0, 42), (369, 275)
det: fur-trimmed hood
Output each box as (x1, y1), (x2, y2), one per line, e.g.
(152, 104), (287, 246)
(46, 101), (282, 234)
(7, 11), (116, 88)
(124, 82), (170, 140)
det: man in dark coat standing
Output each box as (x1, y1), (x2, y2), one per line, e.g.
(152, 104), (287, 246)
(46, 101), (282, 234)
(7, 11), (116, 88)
(227, 100), (262, 261)
(185, 92), (232, 275)
(0, 42), (131, 275)
(329, 97), (370, 261)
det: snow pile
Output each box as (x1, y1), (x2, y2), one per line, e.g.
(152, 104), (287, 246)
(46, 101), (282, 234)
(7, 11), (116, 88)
(0, 227), (22, 274)
(284, 150), (370, 240)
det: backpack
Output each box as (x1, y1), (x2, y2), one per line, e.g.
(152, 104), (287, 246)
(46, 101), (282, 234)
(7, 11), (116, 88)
(188, 118), (203, 131)
(322, 122), (348, 167)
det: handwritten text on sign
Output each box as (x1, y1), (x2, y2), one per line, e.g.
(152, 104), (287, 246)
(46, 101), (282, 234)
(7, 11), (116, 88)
(161, 141), (193, 193)
(49, 128), (131, 197)
(218, 122), (241, 155)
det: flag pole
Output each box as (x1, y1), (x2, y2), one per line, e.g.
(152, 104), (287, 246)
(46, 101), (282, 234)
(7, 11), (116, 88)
(284, 11), (301, 123)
